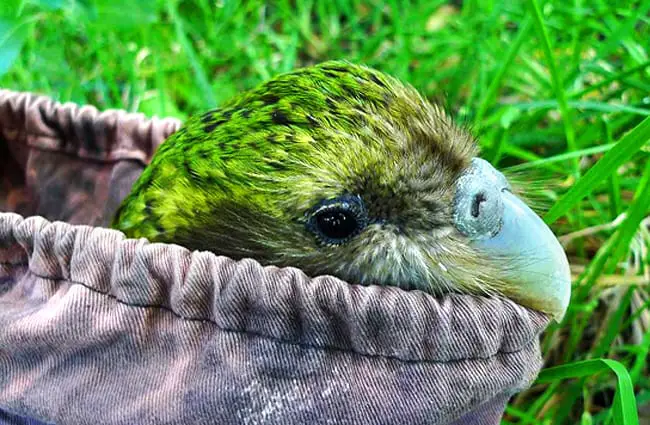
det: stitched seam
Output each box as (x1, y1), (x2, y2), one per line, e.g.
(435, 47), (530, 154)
(0, 260), (540, 365)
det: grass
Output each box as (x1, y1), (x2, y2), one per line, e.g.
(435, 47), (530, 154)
(1, 0), (649, 423)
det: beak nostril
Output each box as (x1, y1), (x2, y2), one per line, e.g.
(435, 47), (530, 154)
(454, 158), (507, 239)
(471, 192), (487, 218)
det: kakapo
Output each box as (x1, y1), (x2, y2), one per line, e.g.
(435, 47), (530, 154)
(113, 60), (571, 320)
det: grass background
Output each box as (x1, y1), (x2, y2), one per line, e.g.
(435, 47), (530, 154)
(1, 0), (649, 423)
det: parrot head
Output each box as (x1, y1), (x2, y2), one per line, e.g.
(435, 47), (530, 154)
(113, 60), (571, 320)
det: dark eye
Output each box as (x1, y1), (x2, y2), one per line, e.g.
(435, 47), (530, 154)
(316, 209), (358, 240)
(307, 195), (368, 245)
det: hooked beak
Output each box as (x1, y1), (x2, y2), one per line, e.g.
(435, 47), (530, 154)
(453, 158), (571, 321)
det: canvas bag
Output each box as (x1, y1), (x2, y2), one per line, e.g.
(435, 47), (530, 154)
(0, 89), (550, 425)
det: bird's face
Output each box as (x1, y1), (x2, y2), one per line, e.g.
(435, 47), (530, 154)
(113, 61), (571, 320)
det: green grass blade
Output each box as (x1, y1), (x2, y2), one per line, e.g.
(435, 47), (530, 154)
(474, 16), (532, 126)
(510, 100), (650, 116)
(570, 60), (650, 100)
(537, 359), (639, 425)
(528, 0), (577, 170)
(0, 15), (33, 77)
(505, 143), (616, 172)
(544, 116), (650, 224)
(605, 159), (650, 271)
(590, 288), (634, 359)
(166, 0), (216, 108)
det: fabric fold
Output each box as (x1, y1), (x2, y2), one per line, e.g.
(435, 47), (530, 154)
(0, 213), (548, 425)
(0, 89), (180, 226)
(0, 89), (181, 165)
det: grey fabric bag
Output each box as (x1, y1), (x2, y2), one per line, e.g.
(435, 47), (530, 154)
(0, 90), (550, 425)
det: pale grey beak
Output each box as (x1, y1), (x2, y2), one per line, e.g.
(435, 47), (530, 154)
(453, 158), (571, 321)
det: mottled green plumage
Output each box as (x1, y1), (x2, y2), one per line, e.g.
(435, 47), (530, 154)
(113, 60), (518, 301)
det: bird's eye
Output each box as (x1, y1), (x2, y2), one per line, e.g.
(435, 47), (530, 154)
(307, 195), (368, 245)
(316, 209), (357, 239)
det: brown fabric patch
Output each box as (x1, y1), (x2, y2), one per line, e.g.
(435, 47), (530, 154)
(0, 213), (548, 425)
(0, 89), (181, 226)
